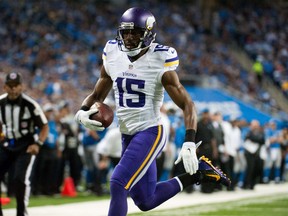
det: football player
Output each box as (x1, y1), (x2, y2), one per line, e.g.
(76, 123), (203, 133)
(75, 7), (230, 216)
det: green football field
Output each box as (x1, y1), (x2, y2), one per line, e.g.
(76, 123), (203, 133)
(129, 194), (288, 216)
(2, 189), (288, 216)
(2, 193), (108, 209)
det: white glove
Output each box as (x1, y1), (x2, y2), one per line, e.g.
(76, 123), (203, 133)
(174, 141), (202, 175)
(74, 109), (105, 131)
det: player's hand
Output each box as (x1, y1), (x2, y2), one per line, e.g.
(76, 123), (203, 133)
(74, 109), (105, 131)
(27, 144), (40, 155)
(174, 141), (202, 175)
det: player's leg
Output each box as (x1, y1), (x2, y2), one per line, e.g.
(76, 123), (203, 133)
(14, 151), (35, 216)
(130, 160), (188, 211)
(108, 179), (129, 216)
(263, 153), (272, 183)
(130, 155), (231, 211)
(274, 148), (282, 183)
(156, 152), (165, 180)
(126, 125), (199, 211)
(0, 148), (14, 216)
(108, 125), (166, 216)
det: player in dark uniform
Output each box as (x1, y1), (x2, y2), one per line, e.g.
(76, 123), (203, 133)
(0, 72), (49, 216)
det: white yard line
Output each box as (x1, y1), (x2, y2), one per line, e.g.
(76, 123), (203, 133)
(3, 183), (288, 216)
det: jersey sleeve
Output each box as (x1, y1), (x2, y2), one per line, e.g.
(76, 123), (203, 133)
(33, 102), (48, 127)
(102, 41), (109, 76)
(164, 47), (179, 72)
(102, 40), (118, 76)
(157, 46), (179, 83)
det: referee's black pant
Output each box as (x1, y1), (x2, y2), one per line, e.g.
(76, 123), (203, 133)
(0, 147), (35, 216)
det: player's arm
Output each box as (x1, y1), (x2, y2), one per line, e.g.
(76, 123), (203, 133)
(27, 104), (49, 155)
(75, 66), (113, 131)
(27, 123), (49, 155)
(162, 71), (197, 131)
(81, 65), (113, 108)
(162, 70), (199, 175)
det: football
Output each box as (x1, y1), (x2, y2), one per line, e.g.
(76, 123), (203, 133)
(89, 102), (114, 128)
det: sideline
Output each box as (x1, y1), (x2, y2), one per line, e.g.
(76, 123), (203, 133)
(3, 183), (288, 216)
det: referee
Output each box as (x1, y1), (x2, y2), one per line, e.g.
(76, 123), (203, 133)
(0, 72), (49, 216)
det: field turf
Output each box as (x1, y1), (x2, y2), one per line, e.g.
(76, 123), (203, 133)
(129, 194), (288, 216)
(2, 193), (109, 209)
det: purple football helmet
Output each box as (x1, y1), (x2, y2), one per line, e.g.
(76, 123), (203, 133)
(117, 7), (156, 56)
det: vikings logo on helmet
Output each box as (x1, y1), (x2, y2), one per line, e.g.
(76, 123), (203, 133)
(146, 16), (155, 30)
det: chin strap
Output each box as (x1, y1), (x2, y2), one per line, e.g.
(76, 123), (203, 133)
(126, 49), (142, 57)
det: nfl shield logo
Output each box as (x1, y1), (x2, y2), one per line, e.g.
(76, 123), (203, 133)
(129, 65), (133, 70)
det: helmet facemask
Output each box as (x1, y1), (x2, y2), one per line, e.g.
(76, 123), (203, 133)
(117, 23), (156, 57)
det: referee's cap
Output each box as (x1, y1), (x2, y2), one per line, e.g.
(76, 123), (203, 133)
(5, 72), (22, 84)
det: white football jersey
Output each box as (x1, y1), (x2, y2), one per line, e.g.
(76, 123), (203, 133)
(102, 41), (179, 135)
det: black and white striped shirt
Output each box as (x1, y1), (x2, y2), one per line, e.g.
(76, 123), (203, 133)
(0, 93), (47, 150)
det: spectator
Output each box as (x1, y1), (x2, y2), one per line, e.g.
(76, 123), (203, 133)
(158, 105), (177, 182)
(263, 120), (282, 183)
(279, 127), (288, 181)
(211, 112), (225, 168)
(56, 100), (83, 192)
(196, 109), (218, 193)
(223, 116), (242, 190)
(81, 126), (107, 195)
(252, 55), (264, 85)
(243, 120), (265, 189)
(96, 127), (122, 195)
(32, 103), (59, 196)
(156, 105), (173, 181)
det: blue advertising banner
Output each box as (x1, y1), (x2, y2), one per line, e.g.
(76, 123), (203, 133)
(164, 87), (272, 125)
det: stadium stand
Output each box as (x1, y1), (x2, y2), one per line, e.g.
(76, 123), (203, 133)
(1, 0), (287, 120)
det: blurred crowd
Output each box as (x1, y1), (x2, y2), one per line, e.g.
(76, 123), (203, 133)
(1, 0), (288, 197)
(213, 1), (288, 98)
(0, 0), (287, 119)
